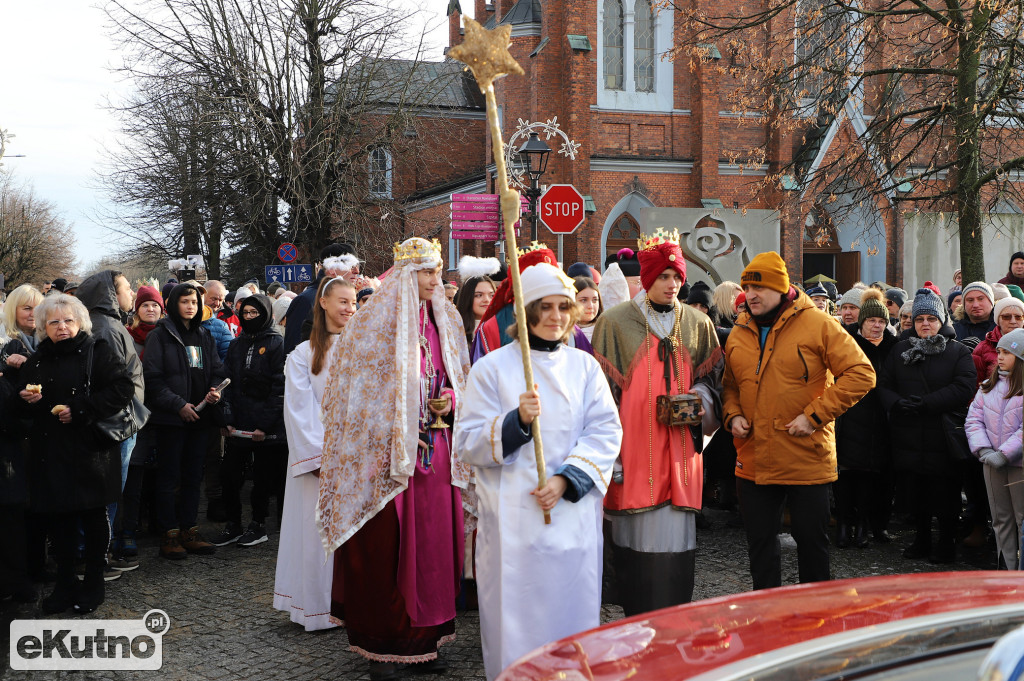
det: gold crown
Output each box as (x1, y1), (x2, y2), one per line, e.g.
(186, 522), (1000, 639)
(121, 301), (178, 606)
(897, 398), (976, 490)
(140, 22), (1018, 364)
(393, 237), (443, 263)
(638, 228), (681, 252)
(515, 241), (550, 258)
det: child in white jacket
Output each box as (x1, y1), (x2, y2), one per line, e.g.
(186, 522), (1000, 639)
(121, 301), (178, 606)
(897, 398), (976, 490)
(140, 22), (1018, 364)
(966, 328), (1024, 570)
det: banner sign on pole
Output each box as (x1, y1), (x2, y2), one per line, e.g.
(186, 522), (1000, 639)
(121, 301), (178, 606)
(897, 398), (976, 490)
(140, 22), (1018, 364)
(265, 264), (313, 284)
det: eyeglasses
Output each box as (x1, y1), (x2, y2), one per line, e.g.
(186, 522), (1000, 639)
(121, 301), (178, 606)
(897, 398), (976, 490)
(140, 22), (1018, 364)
(999, 314), (1024, 321)
(241, 309), (261, 319)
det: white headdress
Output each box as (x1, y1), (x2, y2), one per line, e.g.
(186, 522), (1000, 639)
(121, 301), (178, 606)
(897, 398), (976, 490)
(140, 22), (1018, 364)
(322, 253), (360, 274)
(316, 238), (471, 556)
(599, 262), (631, 311)
(458, 255), (501, 280)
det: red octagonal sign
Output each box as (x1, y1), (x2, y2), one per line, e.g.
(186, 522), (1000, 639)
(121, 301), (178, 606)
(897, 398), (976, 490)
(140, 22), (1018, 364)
(538, 184), (585, 234)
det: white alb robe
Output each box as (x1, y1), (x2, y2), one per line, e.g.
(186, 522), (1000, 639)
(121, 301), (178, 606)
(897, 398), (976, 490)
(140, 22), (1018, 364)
(273, 338), (338, 631)
(456, 342), (622, 680)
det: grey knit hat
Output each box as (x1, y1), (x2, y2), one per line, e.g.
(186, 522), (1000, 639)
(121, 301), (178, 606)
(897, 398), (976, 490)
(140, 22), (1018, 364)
(911, 287), (947, 323)
(885, 287), (908, 308)
(961, 281), (994, 305)
(997, 328), (1024, 361)
(839, 288), (862, 309)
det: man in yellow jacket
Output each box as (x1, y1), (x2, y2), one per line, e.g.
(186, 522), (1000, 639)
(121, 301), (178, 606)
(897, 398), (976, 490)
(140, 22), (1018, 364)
(723, 252), (874, 590)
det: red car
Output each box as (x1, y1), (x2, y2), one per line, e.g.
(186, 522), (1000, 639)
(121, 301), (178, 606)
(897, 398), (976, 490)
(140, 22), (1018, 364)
(498, 572), (1024, 681)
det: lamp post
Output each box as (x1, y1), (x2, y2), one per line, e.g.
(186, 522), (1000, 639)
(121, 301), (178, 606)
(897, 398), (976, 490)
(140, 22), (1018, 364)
(518, 132), (552, 242)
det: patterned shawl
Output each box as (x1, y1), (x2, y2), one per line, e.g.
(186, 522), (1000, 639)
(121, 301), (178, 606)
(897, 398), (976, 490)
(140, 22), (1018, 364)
(316, 245), (471, 557)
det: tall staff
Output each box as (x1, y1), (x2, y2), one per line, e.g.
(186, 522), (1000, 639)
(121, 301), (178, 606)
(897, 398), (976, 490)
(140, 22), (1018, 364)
(449, 17), (550, 524)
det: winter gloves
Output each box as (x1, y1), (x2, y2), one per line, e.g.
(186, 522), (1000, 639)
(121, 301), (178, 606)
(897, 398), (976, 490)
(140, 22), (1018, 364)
(893, 395), (926, 416)
(977, 447), (1009, 468)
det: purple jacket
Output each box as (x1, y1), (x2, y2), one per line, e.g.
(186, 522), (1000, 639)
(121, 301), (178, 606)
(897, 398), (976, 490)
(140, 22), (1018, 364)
(966, 377), (1024, 465)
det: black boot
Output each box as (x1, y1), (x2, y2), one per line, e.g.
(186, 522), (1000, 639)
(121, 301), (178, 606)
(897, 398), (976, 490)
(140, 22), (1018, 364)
(74, 567), (105, 614)
(930, 518), (957, 564)
(41, 576), (78, 614)
(836, 523), (851, 549)
(853, 523), (870, 549)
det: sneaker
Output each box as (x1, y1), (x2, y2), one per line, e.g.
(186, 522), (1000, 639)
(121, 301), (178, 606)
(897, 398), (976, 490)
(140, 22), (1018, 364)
(237, 522), (268, 547)
(103, 566), (123, 582)
(160, 530), (187, 560)
(109, 555), (140, 572)
(212, 522), (244, 546)
(180, 526), (216, 555)
(121, 531), (139, 558)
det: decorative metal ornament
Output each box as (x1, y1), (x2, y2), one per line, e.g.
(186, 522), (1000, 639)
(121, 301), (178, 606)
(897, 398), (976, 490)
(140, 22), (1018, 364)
(504, 118), (581, 191)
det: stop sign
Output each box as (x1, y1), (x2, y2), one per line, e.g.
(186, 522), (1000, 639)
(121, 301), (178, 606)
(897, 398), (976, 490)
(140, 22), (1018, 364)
(538, 184), (585, 234)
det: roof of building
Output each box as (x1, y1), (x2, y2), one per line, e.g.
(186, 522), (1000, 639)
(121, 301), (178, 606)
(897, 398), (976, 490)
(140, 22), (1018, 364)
(483, 0), (541, 28)
(328, 59), (484, 111)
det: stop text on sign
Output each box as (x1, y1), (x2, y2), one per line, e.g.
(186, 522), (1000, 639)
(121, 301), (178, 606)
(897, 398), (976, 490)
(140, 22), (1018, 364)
(538, 184), (585, 234)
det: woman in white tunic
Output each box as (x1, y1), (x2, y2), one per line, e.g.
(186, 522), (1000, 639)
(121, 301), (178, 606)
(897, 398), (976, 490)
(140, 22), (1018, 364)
(456, 263), (622, 680)
(273, 276), (357, 631)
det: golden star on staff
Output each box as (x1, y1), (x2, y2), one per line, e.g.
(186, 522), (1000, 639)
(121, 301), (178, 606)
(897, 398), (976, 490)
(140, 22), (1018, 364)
(448, 17), (524, 92)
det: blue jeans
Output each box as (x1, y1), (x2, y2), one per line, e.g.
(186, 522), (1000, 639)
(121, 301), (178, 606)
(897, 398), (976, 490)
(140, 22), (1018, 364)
(107, 434), (137, 537)
(154, 426), (210, 532)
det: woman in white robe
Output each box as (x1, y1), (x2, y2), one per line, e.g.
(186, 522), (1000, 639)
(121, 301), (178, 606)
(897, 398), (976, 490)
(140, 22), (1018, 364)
(455, 263), (622, 680)
(273, 277), (357, 631)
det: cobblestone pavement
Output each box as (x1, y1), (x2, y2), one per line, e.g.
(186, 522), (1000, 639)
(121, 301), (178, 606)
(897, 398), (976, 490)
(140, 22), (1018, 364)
(2, 502), (999, 681)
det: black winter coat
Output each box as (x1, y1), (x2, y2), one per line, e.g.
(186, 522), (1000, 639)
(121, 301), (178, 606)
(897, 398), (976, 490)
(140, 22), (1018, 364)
(0, 375), (29, 506)
(15, 333), (134, 513)
(222, 294), (285, 438)
(76, 271), (145, 404)
(876, 325), (977, 477)
(835, 325), (899, 471)
(142, 284), (227, 428)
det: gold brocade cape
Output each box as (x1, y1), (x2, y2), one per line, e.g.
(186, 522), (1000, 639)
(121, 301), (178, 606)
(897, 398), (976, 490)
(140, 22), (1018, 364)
(315, 259), (472, 558)
(592, 299), (721, 399)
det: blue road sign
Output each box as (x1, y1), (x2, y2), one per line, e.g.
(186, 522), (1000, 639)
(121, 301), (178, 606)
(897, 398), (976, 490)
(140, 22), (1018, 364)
(278, 243), (298, 263)
(266, 264), (312, 284)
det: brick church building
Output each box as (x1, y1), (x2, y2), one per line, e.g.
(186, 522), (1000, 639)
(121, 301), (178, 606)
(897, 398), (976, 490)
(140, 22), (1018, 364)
(381, 0), (1021, 290)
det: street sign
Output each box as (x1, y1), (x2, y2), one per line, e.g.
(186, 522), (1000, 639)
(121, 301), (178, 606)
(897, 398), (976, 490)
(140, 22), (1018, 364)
(277, 242), (298, 263)
(538, 184), (585, 234)
(265, 264), (312, 284)
(450, 193), (527, 240)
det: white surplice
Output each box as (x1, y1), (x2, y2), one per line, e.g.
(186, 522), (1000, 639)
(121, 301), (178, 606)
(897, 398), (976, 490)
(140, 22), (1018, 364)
(273, 338), (338, 631)
(455, 342), (622, 680)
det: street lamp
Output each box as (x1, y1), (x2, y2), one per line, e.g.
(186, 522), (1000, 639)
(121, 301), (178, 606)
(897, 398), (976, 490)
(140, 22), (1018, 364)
(518, 132), (551, 241)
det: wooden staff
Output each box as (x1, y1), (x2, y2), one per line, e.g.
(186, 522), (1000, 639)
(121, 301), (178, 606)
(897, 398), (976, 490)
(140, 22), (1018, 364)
(449, 17), (550, 524)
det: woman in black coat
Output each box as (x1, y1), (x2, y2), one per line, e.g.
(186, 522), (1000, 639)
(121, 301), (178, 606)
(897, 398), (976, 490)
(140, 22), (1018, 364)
(876, 288), (977, 564)
(835, 290), (899, 548)
(143, 282), (226, 560)
(15, 294), (133, 614)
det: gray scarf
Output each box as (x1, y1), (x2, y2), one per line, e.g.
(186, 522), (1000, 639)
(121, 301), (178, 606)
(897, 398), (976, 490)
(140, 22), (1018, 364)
(901, 334), (947, 365)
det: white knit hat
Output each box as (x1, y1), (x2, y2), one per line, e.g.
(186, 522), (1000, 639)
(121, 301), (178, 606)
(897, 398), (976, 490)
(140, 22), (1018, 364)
(839, 288), (862, 308)
(994, 296), (1024, 322)
(520, 263), (576, 306)
(961, 281), (994, 305)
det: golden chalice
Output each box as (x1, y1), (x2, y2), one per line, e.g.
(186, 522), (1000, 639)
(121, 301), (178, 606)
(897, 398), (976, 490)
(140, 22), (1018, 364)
(427, 396), (451, 429)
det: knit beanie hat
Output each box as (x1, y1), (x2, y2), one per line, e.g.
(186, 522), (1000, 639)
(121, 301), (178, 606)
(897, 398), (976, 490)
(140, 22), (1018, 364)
(884, 287), (907, 308)
(947, 290), (962, 311)
(911, 287), (947, 323)
(134, 285), (165, 314)
(997, 327), (1024, 361)
(994, 297), (1024, 322)
(922, 280), (942, 296)
(1010, 251), (1024, 269)
(858, 288), (889, 325)
(686, 282), (714, 308)
(566, 262), (592, 279)
(839, 288), (862, 309)
(961, 281), (994, 306)
(1006, 284), (1024, 302)
(740, 251), (789, 294)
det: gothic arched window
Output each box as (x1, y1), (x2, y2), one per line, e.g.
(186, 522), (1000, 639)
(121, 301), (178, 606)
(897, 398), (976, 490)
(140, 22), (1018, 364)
(634, 0), (655, 92)
(603, 0), (624, 91)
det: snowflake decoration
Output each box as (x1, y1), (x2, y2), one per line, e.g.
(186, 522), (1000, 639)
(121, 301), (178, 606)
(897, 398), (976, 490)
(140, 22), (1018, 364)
(504, 118), (580, 191)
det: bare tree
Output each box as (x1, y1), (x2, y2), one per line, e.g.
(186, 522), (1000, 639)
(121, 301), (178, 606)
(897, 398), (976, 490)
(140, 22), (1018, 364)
(103, 0), (463, 281)
(676, 0), (1024, 281)
(0, 172), (78, 287)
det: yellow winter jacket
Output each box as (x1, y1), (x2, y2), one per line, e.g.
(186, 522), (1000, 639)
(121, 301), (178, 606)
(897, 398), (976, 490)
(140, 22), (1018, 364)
(722, 289), (875, 485)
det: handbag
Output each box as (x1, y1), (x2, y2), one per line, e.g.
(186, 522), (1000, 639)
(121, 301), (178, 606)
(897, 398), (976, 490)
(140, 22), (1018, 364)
(85, 342), (151, 443)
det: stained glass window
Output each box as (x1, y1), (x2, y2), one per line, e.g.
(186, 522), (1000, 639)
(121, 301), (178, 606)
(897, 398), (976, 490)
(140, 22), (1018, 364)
(634, 0), (654, 92)
(603, 0), (624, 91)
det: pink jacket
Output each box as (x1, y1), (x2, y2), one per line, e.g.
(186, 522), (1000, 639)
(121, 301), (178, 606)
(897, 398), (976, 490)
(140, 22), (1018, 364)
(965, 377), (1024, 465)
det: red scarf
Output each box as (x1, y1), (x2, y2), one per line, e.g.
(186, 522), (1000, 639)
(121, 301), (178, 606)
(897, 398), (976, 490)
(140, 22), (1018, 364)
(127, 322), (156, 357)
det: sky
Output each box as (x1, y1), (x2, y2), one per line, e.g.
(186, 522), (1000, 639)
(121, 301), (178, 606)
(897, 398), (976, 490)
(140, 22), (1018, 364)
(0, 1), (449, 275)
